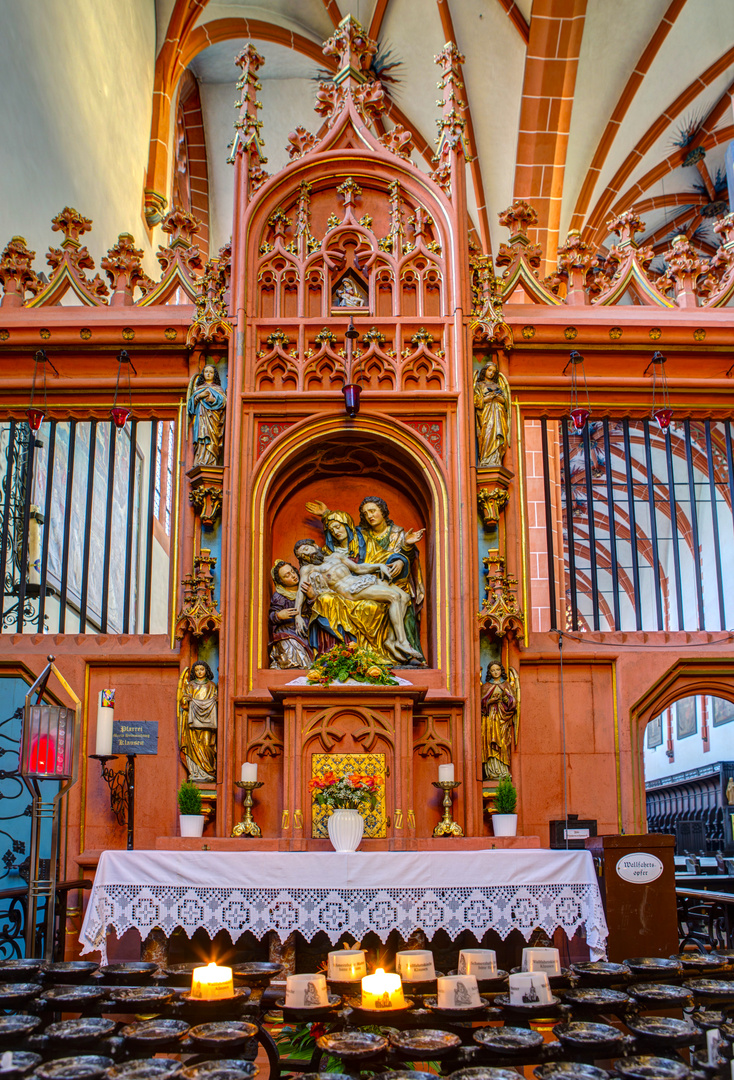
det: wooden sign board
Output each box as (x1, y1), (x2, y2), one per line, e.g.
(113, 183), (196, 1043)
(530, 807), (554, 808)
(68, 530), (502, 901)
(112, 720), (158, 756)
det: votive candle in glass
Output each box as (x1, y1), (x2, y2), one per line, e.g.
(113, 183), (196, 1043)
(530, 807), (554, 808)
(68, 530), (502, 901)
(395, 950), (435, 981)
(327, 948), (367, 981)
(191, 962), (234, 1000)
(361, 968), (405, 1010)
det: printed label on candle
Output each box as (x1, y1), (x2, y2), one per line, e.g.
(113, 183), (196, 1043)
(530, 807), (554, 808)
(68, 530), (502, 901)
(286, 973), (328, 1008)
(191, 962), (234, 1000)
(100, 689), (115, 709)
(436, 974), (481, 1009)
(327, 949), (366, 981)
(522, 947), (561, 975)
(395, 950), (435, 981)
(509, 971), (552, 1006)
(458, 949), (497, 977)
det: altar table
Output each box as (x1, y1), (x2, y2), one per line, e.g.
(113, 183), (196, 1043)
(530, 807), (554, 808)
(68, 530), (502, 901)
(79, 848), (608, 964)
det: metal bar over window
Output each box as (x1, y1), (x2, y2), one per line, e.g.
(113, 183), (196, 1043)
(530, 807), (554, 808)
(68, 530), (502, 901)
(602, 419), (621, 631)
(37, 420), (56, 632)
(561, 418), (578, 631)
(684, 419), (705, 630)
(15, 429), (37, 633)
(582, 423), (600, 631)
(78, 421), (98, 631)
(622, 420), (642, 630)
(0, 421), (17, 629)
(58, 421), (78, 633)
(704, 421), (725, 631)
(664, 424), (684, 631)
(100, 427), (117, 633)
(122, 419), (138, 634)
(642, 419), (664, 631)
(540, 418), (557, 631)
(143, 421), (158, 635)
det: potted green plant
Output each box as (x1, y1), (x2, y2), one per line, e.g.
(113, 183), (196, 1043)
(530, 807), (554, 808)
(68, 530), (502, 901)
(492, 776), (518, 837)
(178, 781), (205, 837)
(310, 771), (381, 852)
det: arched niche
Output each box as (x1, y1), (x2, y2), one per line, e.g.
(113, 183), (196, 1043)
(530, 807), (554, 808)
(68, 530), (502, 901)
(267, 430), (433, 664)
(250, 414), (449, 676)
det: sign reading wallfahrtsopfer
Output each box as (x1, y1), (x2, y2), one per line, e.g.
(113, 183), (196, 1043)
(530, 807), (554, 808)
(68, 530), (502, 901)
(615, 852), (663, 883)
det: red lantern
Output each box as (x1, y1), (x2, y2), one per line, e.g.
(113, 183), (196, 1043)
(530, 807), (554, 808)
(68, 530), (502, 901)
(653, 407), (673, 433)
(342, 384), (361, 418)
(111, 406), (131, 429)
(26, 408), (45, 431)
(570, 407), (591, 432)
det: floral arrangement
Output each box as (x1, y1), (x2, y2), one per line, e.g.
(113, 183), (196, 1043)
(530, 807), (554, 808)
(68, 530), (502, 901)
(309, 771), (380, 811)
(306, 642), (398, 686)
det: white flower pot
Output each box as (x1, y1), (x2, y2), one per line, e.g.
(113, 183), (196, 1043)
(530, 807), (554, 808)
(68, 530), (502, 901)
(180, 813), (205, 837)
(327, 808), (365, 852)
(492, 813), (517, 837)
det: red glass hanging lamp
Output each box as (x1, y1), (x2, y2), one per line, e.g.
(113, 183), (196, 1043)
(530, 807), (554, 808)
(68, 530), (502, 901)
(27, 350), (58, 431)
(342, 316), (361, 418)
(644, 350), (673, 433)
(111, 349), (137, 428)
(563, 349), (591, 431)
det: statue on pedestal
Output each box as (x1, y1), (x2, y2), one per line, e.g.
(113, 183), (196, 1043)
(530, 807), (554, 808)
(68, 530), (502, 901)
(480, 661), (520, 779)
(474, 359), (510, 467)
(187, 364), (226, 466)
(177, 661), (218, 782)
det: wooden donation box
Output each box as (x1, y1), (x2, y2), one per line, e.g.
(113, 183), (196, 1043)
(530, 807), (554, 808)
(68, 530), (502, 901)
(585, 834), (677, 961)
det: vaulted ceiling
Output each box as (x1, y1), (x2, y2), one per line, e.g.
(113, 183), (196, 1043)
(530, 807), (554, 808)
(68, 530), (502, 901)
(152, 0), (734, 271)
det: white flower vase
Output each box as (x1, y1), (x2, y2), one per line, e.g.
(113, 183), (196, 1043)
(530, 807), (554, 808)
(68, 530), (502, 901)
(180, 813), (205, 837)
(492, 813), (517, 837)
(327, 808), (365, 852)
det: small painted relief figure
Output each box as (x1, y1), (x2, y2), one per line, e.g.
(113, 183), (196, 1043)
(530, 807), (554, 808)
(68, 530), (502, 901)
(268, 560), (314, 669)
(177, 661), (218, 782)
(187, 363), (226, 467)
(334, 276), (366, 307)
(473, 358), (510, 467)
(480, 661), (520, 780)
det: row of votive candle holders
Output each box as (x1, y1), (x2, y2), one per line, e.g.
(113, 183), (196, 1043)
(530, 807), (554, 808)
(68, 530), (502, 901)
(283, 944), (563, 1010)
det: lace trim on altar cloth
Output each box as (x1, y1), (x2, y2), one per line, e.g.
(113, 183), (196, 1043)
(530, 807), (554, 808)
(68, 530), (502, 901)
(81, 883), (608, 964)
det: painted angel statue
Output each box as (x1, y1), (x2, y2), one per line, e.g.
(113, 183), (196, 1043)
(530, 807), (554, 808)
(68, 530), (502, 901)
(177, 661), (218, 782)
(473, 358), (511, 467)
(480, 661), (520, 780)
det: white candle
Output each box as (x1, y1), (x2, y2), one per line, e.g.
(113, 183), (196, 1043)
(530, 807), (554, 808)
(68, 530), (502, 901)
(191, 962), (234, 1000)
(327, 949), (366, 981)
(522, 947), (561, 975)
(95, 689), (115, 756)
(708, 1028), (722, 1066)
(361, 968), (405, 1010)
(438, 763), (454, 782)
(437, 974), (481, 1009)
(285, 973), (328, 1008)
(395, 950), (435, 981)
(241, 762), (258, 782)
(459, 949), (498, 977)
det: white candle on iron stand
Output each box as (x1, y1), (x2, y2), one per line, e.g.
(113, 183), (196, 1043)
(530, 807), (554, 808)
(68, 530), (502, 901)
(95, 689), (115, 756)
(438, 763), (455, 782)
(707, 1028), (721, 1066)
(241, 761), (258, 782)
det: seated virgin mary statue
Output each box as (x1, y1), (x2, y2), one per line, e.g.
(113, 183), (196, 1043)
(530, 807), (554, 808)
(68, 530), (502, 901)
(267, 495), (426, 668)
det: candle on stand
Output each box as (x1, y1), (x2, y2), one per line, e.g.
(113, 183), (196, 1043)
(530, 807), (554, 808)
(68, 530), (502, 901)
(241, 761), (258, 782)
(327, 948), (366, 981)
(395, 950), (435, 981)
(708, 1029), (722, 1066)
(438, 763), (454, 782)
(95, 689), (115, 756)
(191, 962), (234, 1000)
(361, 968), (405, 1010)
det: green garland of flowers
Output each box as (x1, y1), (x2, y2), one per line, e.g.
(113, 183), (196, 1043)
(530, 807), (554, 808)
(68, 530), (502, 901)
(306, 642), (398, 686)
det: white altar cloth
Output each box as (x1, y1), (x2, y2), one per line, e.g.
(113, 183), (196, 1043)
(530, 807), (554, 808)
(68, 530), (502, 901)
(79, 848), (608, 963)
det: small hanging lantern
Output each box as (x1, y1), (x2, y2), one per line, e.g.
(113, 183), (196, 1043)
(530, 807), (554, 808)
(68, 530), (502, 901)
(27, 350), (58, 432)
(564, 350), (591, 431)
(342, 316), (361, 418)
(645, 350), (673, 433)
(111, 349), (137, 428)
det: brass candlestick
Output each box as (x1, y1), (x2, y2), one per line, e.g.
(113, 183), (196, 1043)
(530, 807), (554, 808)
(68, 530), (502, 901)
(232, 780), (264, 837)
(432, 780), (463, 837)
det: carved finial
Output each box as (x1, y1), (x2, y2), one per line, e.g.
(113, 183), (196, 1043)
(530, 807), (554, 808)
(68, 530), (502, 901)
(186, 259), (232, 348)
(323, 14), (377, 87)
(432, 42), (468, 194)
(51, 207), (93, 246)
(337, 177), (362, 212)
(101, 233), (154, 306)
(498, 200), (539, 243)
(232, 43), (269, 196)
(161, 208), (201, 249)
(660, 233), (706, 307)
(556, 230), (596, 305)
(606, 210), (644, 249)
(0, 236), (42, 307)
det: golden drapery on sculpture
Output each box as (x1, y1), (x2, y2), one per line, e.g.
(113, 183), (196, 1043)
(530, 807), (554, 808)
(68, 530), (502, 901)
(177, 661), (218, 782)
(480, 661), (520, 779)
(474, 358), (511, 467)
